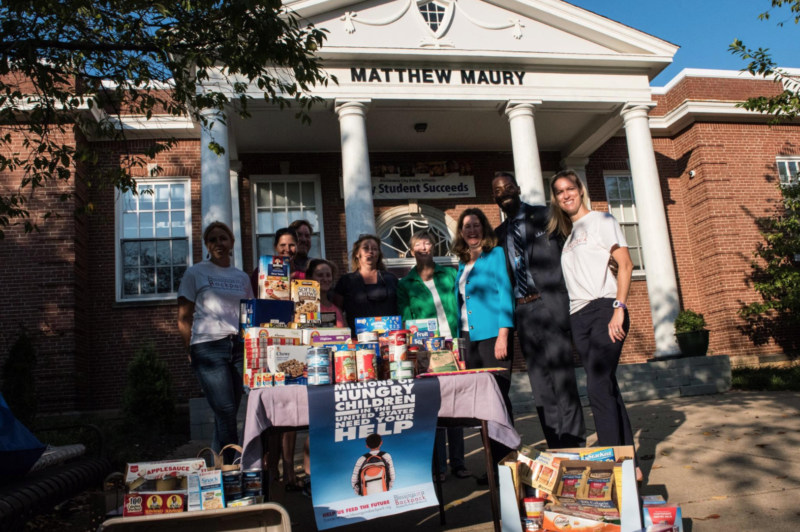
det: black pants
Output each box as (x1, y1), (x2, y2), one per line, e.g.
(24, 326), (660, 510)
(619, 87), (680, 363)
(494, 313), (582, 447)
(462, 330), (514, 468)
(516, 298), (586, 449)
(571, 298), (635, 456)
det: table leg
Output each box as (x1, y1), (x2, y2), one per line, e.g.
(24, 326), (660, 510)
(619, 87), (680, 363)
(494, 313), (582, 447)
(480, 421), (500, 532)
(432, 432), (446, 525)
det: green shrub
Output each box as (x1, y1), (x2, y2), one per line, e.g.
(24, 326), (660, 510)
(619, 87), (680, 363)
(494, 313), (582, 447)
(1, 326), (38, 425)
(121, 343), (175, 433)
(675, 310), (707, 334)
(732, 365), (800, 392)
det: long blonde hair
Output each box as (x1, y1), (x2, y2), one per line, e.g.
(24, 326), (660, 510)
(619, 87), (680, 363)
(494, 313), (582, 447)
(547, 170), (591, 237)
(350, 234), (387, 272)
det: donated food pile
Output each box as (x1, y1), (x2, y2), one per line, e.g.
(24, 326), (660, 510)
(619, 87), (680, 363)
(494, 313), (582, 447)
(502, 445), (684, 532)
(243, 255), (471, 390)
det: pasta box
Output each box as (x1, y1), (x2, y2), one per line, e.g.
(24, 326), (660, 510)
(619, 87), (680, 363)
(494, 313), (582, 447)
(355, 316), (402, 334)
(257, 255), (291, 300)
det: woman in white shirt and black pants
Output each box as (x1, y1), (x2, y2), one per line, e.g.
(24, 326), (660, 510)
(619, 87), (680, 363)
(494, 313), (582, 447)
(548, 170), (641, 480)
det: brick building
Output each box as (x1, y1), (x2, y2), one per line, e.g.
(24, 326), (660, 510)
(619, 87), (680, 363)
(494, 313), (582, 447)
(1, 0), (798, 413)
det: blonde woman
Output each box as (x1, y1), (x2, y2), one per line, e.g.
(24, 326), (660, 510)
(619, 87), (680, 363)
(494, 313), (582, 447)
(548, 169), (642, 481)
(332, 234), (399, 336)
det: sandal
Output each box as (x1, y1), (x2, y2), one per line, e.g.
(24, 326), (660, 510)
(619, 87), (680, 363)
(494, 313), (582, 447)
(452, 468), (472, 479)
(284, 480), (305, 492)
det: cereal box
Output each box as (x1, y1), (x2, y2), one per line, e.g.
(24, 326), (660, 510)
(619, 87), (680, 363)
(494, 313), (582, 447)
(266, 345), (308, 385)
(404, 318), (439, 335)
(188, 470), (226, 511)
(258, 255), (291, 300)
(302, 327), (353, 345)
(123, 492), (186, 517)
(355, 316), (402, 335)
(291, 279), (321, 323)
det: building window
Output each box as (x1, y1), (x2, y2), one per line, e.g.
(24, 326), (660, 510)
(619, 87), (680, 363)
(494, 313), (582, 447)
(418, 1), (448, 32)
(604, 174), (645, 272)
(251, 176), (325, 264)
(778, 158), (800, 186)
(118, 180), (191, 300)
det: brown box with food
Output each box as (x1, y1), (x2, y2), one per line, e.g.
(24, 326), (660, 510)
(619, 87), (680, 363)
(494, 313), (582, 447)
(124, 459), (207, 492)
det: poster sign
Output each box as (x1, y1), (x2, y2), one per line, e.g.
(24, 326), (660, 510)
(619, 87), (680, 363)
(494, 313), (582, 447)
(371, 174), (475, 199)
(308, 379), (441, 530)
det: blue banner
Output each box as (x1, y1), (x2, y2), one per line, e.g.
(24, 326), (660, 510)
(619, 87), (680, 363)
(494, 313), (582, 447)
(308, 379), (441, 529)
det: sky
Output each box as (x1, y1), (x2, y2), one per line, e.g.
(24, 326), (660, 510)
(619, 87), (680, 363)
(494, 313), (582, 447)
(566, 0), (799, 86)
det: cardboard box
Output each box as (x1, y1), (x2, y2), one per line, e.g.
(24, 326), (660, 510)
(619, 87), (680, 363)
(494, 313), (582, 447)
(123, 492), (186, 517)
(187, 470), (226, 511)
(543, 510), (621, 532)
(257, 255), (291, 300)
(302, 327), (353, 345)
(404, 318), (438, 335)
(355, 316), (402, 334)
(239, 299), (295, 335)
(243, 327), (303, 344)
(267, 345), (308, 385)
(410, 330), (437, 346)
(516, 446), (563, 494)
(124, 459), (206, 491)
(643, 506), (683, 532)
(292, 279), (321, 323)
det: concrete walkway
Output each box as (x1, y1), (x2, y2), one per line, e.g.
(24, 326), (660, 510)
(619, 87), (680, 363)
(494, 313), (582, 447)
(179, 391), (800, 531)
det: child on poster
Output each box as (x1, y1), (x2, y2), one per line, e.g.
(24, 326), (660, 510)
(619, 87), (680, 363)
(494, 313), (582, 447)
(351, 434), (396, 496)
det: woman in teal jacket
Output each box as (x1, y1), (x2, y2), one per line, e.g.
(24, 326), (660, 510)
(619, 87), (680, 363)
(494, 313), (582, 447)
(452, 208), (515, 484)
(397, 230), (470, 482)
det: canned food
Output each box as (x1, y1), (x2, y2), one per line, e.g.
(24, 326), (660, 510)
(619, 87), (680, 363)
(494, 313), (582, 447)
(444, 339), (453, 351)
(308, 373), (331, 386)
(307, 354), (330, 368)
(334, 351), (357, 383)
(357, 331), (379, 343)
(388, 334), (408, 361)
(523, 497), (545, 519)
(425, 337), (445, 351)
(356, 346), (378, 382)
(242, 469), (263, 492)
(307, 347), (330, 357)
(227, 496), (257, 508)
(222, 471), (243, 500)
(523, 517), (541, 531)
(391, 369), (415, 380)
(390, 360), (415, 370)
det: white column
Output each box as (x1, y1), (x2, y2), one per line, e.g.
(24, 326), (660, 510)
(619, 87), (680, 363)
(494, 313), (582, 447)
(621, 103), (681, 357)
(506, 101), (545, 205)
(336, 99), (376, 251)
(560, 157), (591, 207)
(229, 160), (243, 269)
(200, 109), (233, 235)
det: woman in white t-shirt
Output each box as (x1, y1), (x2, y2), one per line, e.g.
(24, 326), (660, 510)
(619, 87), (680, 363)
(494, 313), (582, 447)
(178, 221), (253, 462)
(548, 169), (642, 481)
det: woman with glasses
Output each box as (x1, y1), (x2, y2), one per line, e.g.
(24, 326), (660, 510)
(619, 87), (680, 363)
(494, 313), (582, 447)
(452, 208), (515, 485)
(397, 230), (470, 483)
(332, 234), (399, 336)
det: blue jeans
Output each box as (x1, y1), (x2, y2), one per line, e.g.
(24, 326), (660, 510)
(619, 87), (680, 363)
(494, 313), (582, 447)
(435, 427), (466, 473)
(191, 336), (244, 460)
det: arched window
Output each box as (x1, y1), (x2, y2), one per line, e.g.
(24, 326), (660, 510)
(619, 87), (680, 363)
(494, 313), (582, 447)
(375, 205), (457, 276)
(418, 1), (448, 33)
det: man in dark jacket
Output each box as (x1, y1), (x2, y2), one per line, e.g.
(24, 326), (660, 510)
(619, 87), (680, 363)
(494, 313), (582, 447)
(492, 172), (585, 449)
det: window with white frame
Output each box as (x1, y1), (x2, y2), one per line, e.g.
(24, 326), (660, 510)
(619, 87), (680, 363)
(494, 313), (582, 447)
(418, 1), (448, 32)
(604, 174), (645, 272)
(118, 180), (191, 300)
(375, 205), (457, 273)
(251, 176), (324, 263)
(778, 158), (800, 186)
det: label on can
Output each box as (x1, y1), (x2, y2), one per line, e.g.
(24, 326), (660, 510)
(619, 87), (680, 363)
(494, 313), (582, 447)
(523, 497), (545, 519)
(390, 360), (415, 370)
(242, 469), (263, 491)
(356, 349), (378, 381)
(335, 352), (357, 383)
(357, 332), (379, 343)
(227, 496), (257, 508)
(391, 369), (414, 380)
(308, 373), (332, 385)
(307, 354), (330, 368)
(223, 471), (243, 500)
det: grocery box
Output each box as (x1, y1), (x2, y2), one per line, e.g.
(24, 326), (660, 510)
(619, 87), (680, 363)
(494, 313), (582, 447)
(580, 447), (616, 462)
(324, 342), (357, 353)
(187, 470), (226, 511)
(516, 446), (562, 494)
(302, 327), (353, 345)
(410, 330), (437, 346)
(355, 316), (402, 334)
(124, 459), (207, 491)
(426, 350), (459, 373)
(257, 255), (291, 300)
(291, 279), (321, 323)
(404, 318), (438, 335)
(123, 491), (186, 517)
(243, 327), (303, 344)
(266, 345), (308, 385)
(239, 299), (295, 337)
(643, 506), (683, 532)
(642, 495), (667, 506)
(542, 510), (621, 532)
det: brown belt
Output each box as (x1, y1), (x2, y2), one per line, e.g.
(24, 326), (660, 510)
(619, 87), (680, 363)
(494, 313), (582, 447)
(516, 293), (541, 306)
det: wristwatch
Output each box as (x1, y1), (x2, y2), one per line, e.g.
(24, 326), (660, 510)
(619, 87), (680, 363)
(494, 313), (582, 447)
(613, 300), (627, 309)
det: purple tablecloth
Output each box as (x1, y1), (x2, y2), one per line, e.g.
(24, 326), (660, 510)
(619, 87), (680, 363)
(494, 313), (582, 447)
(241, 373), (521, 469)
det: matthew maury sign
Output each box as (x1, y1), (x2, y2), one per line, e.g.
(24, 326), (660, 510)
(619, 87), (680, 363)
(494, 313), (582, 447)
(350, 68), (526, 86)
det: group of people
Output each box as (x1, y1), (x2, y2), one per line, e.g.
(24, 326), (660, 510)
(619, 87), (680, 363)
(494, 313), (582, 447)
(175, 168), (642, 499)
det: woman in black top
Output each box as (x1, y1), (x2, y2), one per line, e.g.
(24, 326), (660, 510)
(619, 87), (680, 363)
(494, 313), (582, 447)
(332, 234), (399, 336)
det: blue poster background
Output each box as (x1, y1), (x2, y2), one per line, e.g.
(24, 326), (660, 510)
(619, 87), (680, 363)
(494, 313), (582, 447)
(308, 378), (441, 529)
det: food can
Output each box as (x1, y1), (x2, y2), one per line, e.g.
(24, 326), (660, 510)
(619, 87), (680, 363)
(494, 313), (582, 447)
(357, 331), (379, 343)
(222, 471), (243, 500)
(227, 496), (257, 508)
(523, 497), (545, 519)
(425, 337), (445, 351)
(523, 518), (541, 531)
(242, 469), (263, 498)
(308, 373), (331, 386)
(391, 368), (415, 380)
(273, 372), (285, 386)
(390, 360), (415, 370)
(334, 351), (357, 383)
(356, 348), (378, 382)
(444, 339), (453, 351)
(308, 347), (330, 357)
(388, 330), (409, 362)
(307, 347), (330, 371)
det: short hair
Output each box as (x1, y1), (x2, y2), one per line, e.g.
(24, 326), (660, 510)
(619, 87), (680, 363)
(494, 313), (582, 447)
(288, 219), (313, 234)
(366, 433), (382, 448)
(273, 227), (298, 251)
(349, 234), (387, 272)
(493, 171), (518, 186)
(306, 258), (338, 279)
(408, 230), (437, 257)
(450, 208), (497, 264)
(203, 221), (234, 244)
